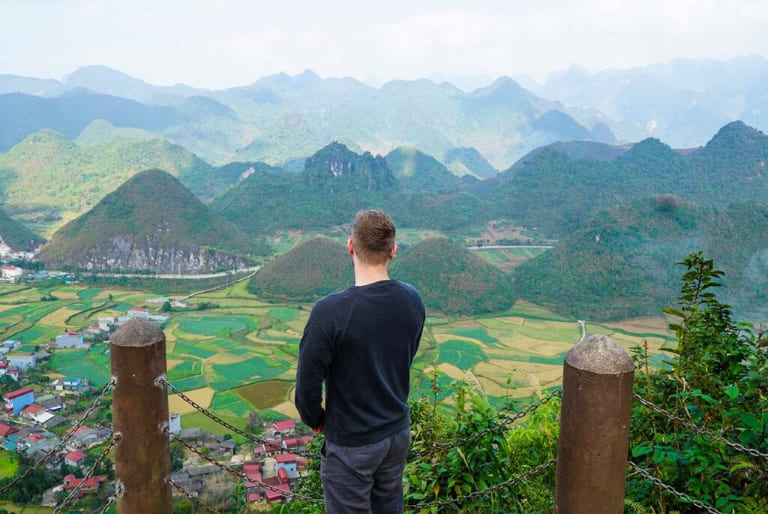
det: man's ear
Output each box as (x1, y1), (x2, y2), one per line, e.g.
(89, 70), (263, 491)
(389, 243), (397, 260)
(347, 238), (354, 256)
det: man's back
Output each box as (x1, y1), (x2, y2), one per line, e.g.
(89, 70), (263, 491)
(295, 279), (424, 446)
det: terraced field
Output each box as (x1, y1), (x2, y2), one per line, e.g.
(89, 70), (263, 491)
(1, 281), (674, 426)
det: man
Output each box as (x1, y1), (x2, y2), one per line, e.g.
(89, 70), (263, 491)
(295, 209), (425, 513)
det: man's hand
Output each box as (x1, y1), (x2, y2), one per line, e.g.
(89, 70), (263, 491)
(311, 423), (324, 435)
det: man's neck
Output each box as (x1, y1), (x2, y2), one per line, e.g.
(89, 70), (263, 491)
(354, 264), (390, 287)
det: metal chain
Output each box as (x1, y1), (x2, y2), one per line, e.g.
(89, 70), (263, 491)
(163, 379), (317, 459)
(167, 430), (326, 504)
(408, 389), (561, 458)
(0, 379), (115, 496)
(404, 458), (556, 510)
(634, 393), (768, 462)
(167, 476), (220, 514)
(627, 461), (724, 514)
(55, 433), (120, 514)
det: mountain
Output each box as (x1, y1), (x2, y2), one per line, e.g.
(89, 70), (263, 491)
(213, 142), (490, 235)
(535, 56), (768, 147)
(391, 238), (515, 315)
(492, 121), (768, 237)
(247, 237), (352, 301)
(513, 197), (768, 321)
(0, 92), (187, 151)
(247, 236), (515, 315)
(0, 207), (44, 253)
(37, 170), (261, 272)
(0, 130), (256, 236)
(0, 74), (63, 96)
(443, 147), (498, 179)
(385, 147), (460, 191)
(64, 65), (204, 103)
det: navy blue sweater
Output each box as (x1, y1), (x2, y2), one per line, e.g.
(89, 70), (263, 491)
(295, 279), (425, 446)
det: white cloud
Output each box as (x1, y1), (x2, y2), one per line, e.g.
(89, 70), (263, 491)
(79, 3), (104, 18)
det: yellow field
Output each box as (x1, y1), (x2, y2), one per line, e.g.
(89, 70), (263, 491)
(207, 353), (242, 365)
(168, 387), (215, 415)
(39, 307), (79, 327)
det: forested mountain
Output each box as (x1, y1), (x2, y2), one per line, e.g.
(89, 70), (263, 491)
(247, 237), (352, 302)
(385, 147), (460, 191)
(492, 121), (768, 237)
(37, 170), (262, 272)
(0, 130), (261, 235)
(212, 142), (491, 235)
(0, 66), (614, 169)
(247, 236), (514, 315)
(514, 197), (768, 321)
(0, 207), (44, 253)
(391, 238), (515, 315)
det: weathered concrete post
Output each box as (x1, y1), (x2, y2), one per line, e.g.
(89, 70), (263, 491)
(554, 334), (635, 514)
(111, 318), (172, 513)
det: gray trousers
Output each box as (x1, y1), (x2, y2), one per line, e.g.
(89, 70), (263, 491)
(321, 427), (411, 514)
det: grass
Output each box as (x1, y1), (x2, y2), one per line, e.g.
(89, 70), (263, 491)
(180, 411), (248, 443)
(236, 380), (293, 409)
(177, 316), (249, 336)
(170, 341), (217, 359)
(49, 348), (110, 386)
(167, 360), (202, 380)
(210, 390), (254, 417)
(0, 451), (19, 478)
(212, 356), (292, 382)
(437, 340), (489, 370)
(444, 327), (498, 344)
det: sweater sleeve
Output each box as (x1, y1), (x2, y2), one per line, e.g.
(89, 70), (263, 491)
(295, 301), (335, 429)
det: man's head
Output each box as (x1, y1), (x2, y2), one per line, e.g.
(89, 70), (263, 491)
(349, 209), (396, 266)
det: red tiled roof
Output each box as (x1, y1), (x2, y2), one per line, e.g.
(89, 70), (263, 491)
(275, 453), (297, 463)
(27, 433), (47, 443)
(277, 467), (288, 483)
(247, 492), (262, 502)
(273, 420), (295, 431)
(66, 450), (87, 462)
(3, 387), (34, 400)
(23, 404), (44, 414)
(0, 422), (17, 437)
(63, 475), (106, 490)
(283, 437), (299, 447)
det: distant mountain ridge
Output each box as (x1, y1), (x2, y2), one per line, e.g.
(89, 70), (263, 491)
(0, 207), (44, 253)
(37, 169), (262, 272)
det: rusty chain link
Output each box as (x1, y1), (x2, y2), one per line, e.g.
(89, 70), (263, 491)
(404, 458), (556, 511)
(628, 460), (724, 514)
(634, 393), (768, 462)
(167, 430), (327, 504)
(55, 433), (120, 514)
(167, 476), (220, 514)
(408, 389), (561, 458)
(0, 379), (115, 497)
(163, 379), (317, 459)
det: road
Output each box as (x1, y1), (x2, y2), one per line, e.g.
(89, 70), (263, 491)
(77, 266), (262, 280)
(577, 320), (587, 340)
(466, 245), (554, 250)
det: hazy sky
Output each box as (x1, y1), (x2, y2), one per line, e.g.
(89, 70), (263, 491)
(2, 0), (767, 89)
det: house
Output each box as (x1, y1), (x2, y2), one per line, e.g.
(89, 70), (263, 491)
(23, 404), (54, 425)
(0, 422), (18, 438)
(65, 450), (87, 468)
(55, 332), (85, 349)
(168, 413), (181, 435)
(33, 349), (51, 361)
(2, 340), (20, 349)
(6, 367), (19, 381)
(274, 453), (297, 475)
(8, 353), (36, 370)
(97, 317), (115, 331)
(263, 438), (281, 456)
(127, 308), (149, 319)
(272, 420), (296, 436)
(62, 377), (85, 391)
(178, 428), (203, 441)
(36, 394), (64, 412)
(282, 437), (300, 450)
(62, 474), (107, 497)
(3, 386), (34, 414)
(1, 266), (22, 282)
(147, 297), (169, 304)
(264, 481), (291, 504)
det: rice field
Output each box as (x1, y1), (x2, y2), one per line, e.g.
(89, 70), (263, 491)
(4, 281), (673, 426)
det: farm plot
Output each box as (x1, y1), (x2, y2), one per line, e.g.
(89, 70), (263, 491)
(167, 360), (202, 381)
(177, 316), (250, 337)
(437, 340), (489, 370)
(236, 380), (293, 410)
(169, 387), (215, 415)
(49, 349), (110, 386)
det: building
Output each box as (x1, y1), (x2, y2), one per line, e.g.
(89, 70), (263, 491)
(274, 453), (297, 475)
(97, 317), (115, 331)
(55, 332), (85, 349)
(272, 420), (296, 436)
(3, 387), (34, 414)
(8, 353), (36, 370)
(2, 340), (20, 349)
(65, 450), (87, 468)
(62, 474), (107, 498)
(168, 413), (181, 435)
(0, 266), (22, 282)
(0, 422), (18, 438)
(127, 308), (149, 319)
(23, 404), (54, 425)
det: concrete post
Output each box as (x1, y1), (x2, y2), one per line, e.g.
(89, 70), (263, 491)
(554, 334), (635, 514)
(111, 318), (172, 513)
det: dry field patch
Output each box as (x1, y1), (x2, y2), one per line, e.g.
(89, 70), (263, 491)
(168, 387), (215, 415)
(207, 353), (242, 365)
(39, 308), (79, 327)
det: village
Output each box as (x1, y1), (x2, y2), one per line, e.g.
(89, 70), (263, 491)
(0, 293), (315, 511)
